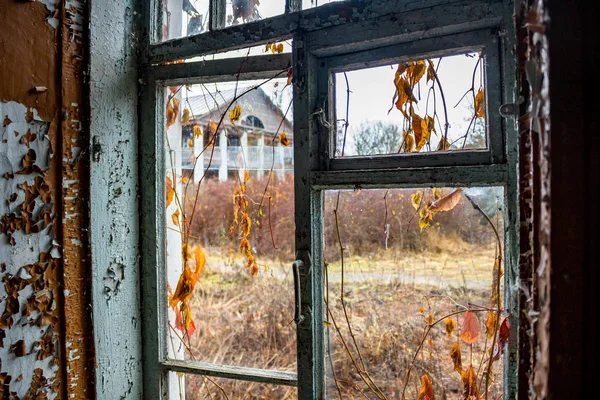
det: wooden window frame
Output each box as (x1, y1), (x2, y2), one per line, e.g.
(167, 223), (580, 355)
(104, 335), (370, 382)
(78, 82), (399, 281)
(139, 1), (520, 399)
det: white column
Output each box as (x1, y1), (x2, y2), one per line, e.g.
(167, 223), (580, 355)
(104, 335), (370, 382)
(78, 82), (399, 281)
(193, 127), (204, 184)
(219, 129), (228, 182)
(277, 144), (285, 180)
(165, 1), (184, 397)
(257, 133), (264, 179)
(239, 130), (248, 182)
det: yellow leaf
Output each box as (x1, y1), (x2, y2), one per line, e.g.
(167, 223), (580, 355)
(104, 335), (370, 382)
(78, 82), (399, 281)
(445, 318), (456, 337)
(187, 139), (194, 147)
(279, 132), (290, 146)
(182, 108), (191, 125)
(265, 43), (272, 52)
(324, 321), (332, 327)
(411, 111), (425, 151)
(449, 343), (463, 372)
(411, 191), (423, 210)
(409, 60), (427, 86)
(417, 374), (434, 400)
(403, 131), (415, 152)
(429, 188), (463, 212)
(276, 43), (284, 53)
(193, 125), (202, 138)
(229, 105), (242, 123)
(181, 176), (189, 183)
(193, 246), (206, 278)
(241, 213), (252, 237)
(475, 88), (485, 118)
(437, 137), (451, 151)
(432, 187), (442, 200)
(460, 310), (480, 344)
(166, 176), (174, 207)
(172, 208), (180, 226)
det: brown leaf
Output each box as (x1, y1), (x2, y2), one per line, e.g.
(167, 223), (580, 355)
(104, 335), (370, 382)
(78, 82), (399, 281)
(461, 365), (479, 399)
(460, 310), (480, 344)
(437, 137), (451, 151)
(450, 343), (463, 372)
(485, 312), (497, 339)
(182, 108), (191, 125)
(286, 66), (293, 87)
(417, 374), (434, 400)
(429, 188), (463, 212)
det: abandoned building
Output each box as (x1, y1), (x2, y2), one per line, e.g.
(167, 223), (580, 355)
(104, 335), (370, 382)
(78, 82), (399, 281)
(0, 0), (597, 399)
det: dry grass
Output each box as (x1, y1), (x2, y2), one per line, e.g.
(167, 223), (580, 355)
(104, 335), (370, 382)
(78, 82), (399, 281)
(169, 238), (502, 400)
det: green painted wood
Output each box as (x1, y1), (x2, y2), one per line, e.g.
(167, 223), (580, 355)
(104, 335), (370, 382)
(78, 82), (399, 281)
(162, 360), (298, 386)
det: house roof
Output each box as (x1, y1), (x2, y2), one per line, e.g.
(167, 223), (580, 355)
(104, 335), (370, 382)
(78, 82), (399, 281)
(186, 86), (293, 135)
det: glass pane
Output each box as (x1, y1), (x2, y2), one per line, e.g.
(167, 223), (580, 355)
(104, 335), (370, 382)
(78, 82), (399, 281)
(323, 187), (505, 399)
(163, 77), (296, 371)
(168, 372), (298, 399)
(225, 0), (285, 28)
(334, 53), (487, 157)
(160, 0), (210, 41)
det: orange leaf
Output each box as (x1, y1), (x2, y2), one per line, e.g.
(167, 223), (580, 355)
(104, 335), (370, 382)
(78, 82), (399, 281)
(169, 267), (196, 309)
(417, 374), (434, 400)
(429, 188), (463, 212)
(241, 213), (252, 237)
(187, 139), (194, 147)
(166, 176), (174, 207)
(475, 88), (485, 118)
(485, 312), (497, 339)
(193, 246), (206, 279)
(460, 310), (480, 344)
(445, 318), (456, 337)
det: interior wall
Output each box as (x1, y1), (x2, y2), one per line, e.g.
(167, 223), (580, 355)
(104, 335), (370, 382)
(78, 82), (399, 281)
(0, 0), (94, 398)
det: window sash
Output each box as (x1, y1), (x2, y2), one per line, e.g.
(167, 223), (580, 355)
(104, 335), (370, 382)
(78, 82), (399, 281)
(139, 1), (519, 398)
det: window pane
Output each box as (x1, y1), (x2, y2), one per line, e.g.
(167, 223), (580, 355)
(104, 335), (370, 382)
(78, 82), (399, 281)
(168, 372), (298, 399)
(160, 0), (210, 41)
(302, 0), (346, 9)
(334, 53), (487, 157)
(224, 0), (285, 28)
(323, 187), (505, 399)
(163, 77), (296, 371)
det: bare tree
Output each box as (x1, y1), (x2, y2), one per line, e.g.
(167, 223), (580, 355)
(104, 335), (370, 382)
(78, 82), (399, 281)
(353, 120), (403, 155)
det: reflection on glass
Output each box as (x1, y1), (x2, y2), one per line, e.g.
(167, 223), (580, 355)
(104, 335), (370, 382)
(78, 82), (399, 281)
(323, 187), (505, 399)
(302, 0), (346, 9)
(163, 78), (296, 372)
(334, 53), (487, 157)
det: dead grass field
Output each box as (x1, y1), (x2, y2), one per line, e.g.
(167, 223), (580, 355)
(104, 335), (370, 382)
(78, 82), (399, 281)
(171, 238), (503, 400)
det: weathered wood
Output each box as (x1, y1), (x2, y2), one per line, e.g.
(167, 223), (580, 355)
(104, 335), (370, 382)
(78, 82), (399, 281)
(162, 360), (298, 386)
(89, 0), (143, 398)
(310, 164), (508, 189)
(329, 150), (494, 171)
(146, 0), (503, 64)
(149, 53), (292, 85)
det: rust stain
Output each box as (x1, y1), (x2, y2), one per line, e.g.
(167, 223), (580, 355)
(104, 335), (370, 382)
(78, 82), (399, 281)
(0, 1), (58, 121)
(58, 0), (95, 399)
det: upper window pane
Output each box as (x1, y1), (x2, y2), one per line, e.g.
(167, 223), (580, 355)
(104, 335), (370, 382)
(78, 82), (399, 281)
(302, 0), (346, 9)
(333, 53), (487, 158)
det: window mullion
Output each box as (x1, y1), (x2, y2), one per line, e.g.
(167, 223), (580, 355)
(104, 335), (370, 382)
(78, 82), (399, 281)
(210, 0), (226, 31)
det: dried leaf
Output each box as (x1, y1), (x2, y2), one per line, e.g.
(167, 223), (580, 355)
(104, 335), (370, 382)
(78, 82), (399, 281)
(445, 318), (456, 337)
(182, 108), (191, 125)
(229, 104), (242, 123)
(460, 310), (480, 344)
(171, 208), (180, 226)
(426, 60), (436, 83)
(279, 132), (290, 146)
(187, 139), (194, 147)
(166, 176), (174, 207)
(169, 267), (196, 310)
(432, 187), (442, 200)
(475, 88), (485, 118)
(193, 125), (202, 138)
(461, 365), (479, 399)
(429, 188), (463, 212)
(244, 170), (250, 182)
(193, 246), (206, 278)
(485, 312), (497, 339)
(417, 374), (434, 400)
(286, 66), (293, 86)
(493, 316), (511, 360)
(166, 97), (180, 129)
(411, 191), (423, 210)
(437, 137), (451, 151)
(403, 131), (415, 152)
(450, 343), (463, 372)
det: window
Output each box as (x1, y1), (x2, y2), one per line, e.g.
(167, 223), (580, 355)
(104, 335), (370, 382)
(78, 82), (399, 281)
(140, 1), (519, 399)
